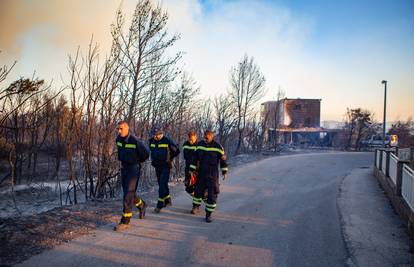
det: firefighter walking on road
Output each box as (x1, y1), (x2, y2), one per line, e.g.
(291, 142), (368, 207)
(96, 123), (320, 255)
(190, 130), (228, 223)
(149, 127), (180, 213)
(183, 130), (198, 196)
(114, 121), (150, 231)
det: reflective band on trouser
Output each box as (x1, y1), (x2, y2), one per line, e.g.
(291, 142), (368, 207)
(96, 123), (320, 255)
(196, 146), (224, 155)
(205, 203), (217, 212)
(135, 199), (143, 207)
(189, 164), (197, 170)
(116, 142), (122, 147)
(221, 167), (228, 171)
(125, 143), (136, 148)
(193, 197), (202, 205)
(158, 144), (169, 148)
(158, 194), (171, 202)
(123, 212), (133, 218)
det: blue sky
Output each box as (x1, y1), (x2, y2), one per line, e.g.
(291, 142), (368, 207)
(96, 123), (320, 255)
(1, 0), (413, 121)
(198, 0), (414, 59)
(192, 0), (414, 121)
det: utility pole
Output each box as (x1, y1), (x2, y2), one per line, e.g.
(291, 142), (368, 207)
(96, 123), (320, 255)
(381, 80), (387, 147)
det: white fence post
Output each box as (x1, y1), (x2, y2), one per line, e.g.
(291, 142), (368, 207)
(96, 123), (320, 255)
(402, 164), (414, 211)
(379, 149), (383, 172)
(389, 153), (398, 185)
(381, 150), (388, 174)
(377, 149), (380, 167)
(385, 151), (391, 177)
(397, 160), (410, 196)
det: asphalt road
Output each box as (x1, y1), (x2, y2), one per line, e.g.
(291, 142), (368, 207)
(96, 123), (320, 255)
(19, 152), (374, 267)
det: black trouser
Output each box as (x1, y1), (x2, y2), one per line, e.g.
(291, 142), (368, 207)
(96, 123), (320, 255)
(121, 164), (143, 223)
(193, 166), (220, 214)
(184, 164), (195, 195)
(155, 164), (171, 209)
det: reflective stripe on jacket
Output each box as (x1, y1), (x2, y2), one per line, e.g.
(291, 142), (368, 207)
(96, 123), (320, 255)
(149, 136), (180, 165)
(116, 134), (149, 165)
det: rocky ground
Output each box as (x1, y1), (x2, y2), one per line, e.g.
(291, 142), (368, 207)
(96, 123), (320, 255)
(0, 184), (175, 266)
(0, 199), (121, 266)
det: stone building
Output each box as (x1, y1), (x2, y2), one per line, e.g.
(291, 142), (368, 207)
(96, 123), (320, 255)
(261, 98), (340, 146)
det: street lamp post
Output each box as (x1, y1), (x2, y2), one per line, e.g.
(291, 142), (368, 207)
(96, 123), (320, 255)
(381, 80), (387, 147)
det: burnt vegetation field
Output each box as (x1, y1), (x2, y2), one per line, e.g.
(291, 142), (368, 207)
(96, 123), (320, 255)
(0, 0), (272, 219)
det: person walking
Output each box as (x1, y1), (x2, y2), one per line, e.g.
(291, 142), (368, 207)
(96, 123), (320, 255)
(149, 127), (180, 213)
(190, 130), (228, 223)
(114, 121), (149, 231)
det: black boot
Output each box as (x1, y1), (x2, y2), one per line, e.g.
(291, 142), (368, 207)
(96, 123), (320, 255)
(137, 200), (146, 219)
(164, 197), (172, 207)
(190, 205), (200, 215)
(154, 199), (164, 213)
(205, 211), (213, 223)
(114, 216), (130, 231)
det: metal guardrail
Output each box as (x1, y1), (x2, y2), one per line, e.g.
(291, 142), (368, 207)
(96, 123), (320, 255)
(381, 151), (387, 174)
(389, 153), (398, 185)
(376, 151), (381, 168)
(374, 148), (414, 236)
(402, 164), (414, 211)
(375, 148), (414, 213)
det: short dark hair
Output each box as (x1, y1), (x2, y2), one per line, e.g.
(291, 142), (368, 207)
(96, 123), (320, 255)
(151, 126), (162, 136)
(118, 120), (129, 126)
